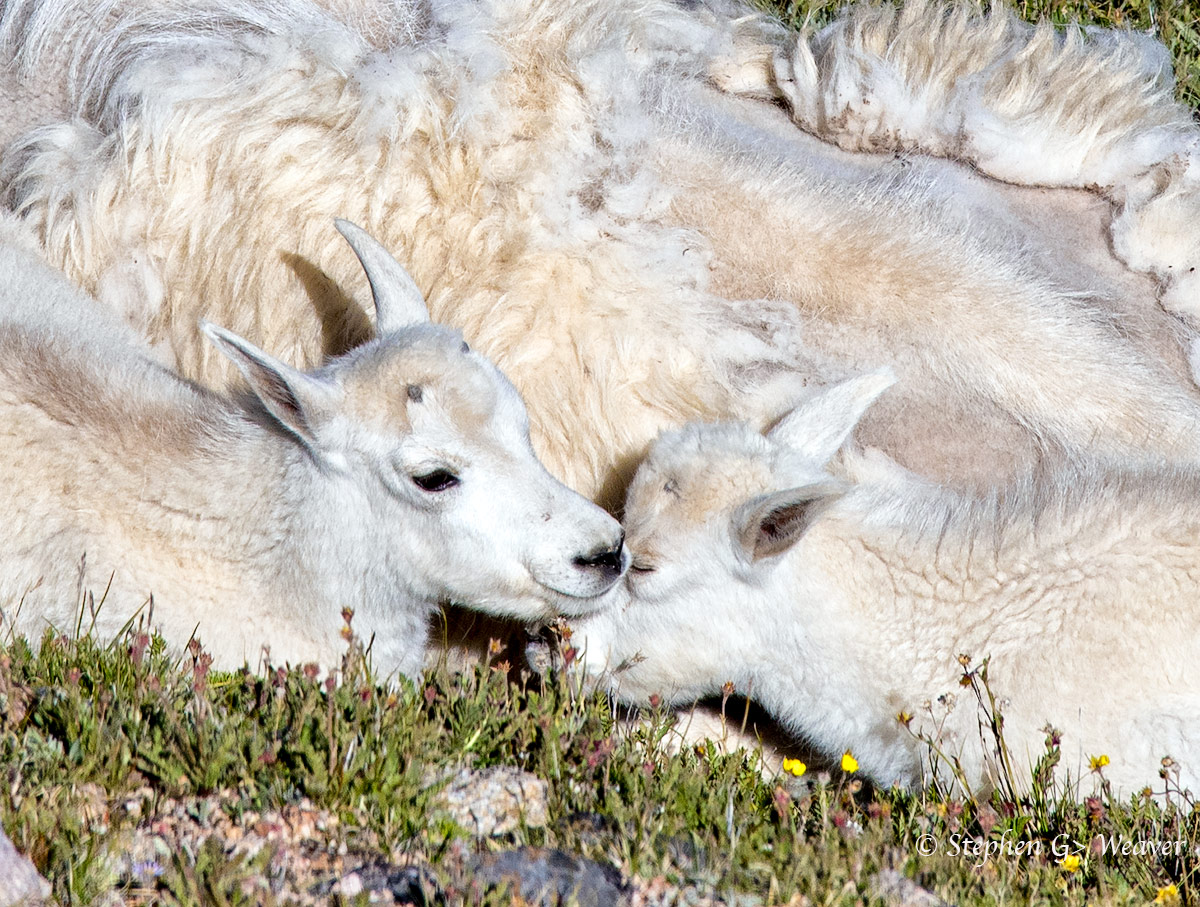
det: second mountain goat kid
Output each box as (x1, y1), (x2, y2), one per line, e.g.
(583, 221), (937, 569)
(570, 372), (1200, 799)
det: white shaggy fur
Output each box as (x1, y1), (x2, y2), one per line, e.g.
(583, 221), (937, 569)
(570, 373), (1200, 799)
(2, 0), (1200, 506)
(0, 215), (626, 675)
(764, 0), (1200, 314)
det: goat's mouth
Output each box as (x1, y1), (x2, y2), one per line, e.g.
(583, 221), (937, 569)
(537, 565), (631, 615)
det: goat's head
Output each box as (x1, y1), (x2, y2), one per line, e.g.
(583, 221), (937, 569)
(202, 220), (627, 619)
(565, 369), (894, 703)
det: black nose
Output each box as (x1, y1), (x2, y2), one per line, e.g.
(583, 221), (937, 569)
(573, 532), (626, 581)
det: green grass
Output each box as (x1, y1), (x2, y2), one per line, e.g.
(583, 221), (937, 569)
(1, 629), (1198, 905)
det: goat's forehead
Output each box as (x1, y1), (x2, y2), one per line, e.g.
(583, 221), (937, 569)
(627, 425), (777, 527)
(337, 335), (514, 435)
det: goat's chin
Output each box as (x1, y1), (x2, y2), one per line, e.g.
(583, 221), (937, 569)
(538, 585), (618, 618)
(528, 570), (629, 615)
(448, 584), (613, 623)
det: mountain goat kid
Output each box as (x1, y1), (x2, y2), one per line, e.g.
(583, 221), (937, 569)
(569, 372), (1200, 799)
(0, 218), (627, 676)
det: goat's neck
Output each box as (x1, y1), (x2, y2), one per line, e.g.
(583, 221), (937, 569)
(745, 487), (1109, 784)
(144, 420), (431, 677)
(135, 421), (318, 575)
(193, 431), (381, 594)
(251, 437), (436, 676)
(730, 547), (922, 786)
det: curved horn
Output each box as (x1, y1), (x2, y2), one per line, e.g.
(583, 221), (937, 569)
(335, 218), (430, 335)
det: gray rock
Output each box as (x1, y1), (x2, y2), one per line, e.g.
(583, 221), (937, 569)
(330, 862), (442, 905)
(468, 847), (627, 907)
(868, 869), (952, 907)
(0, 826), (51, 907)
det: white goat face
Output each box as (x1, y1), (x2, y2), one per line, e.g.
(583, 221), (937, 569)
(330, 329), (629, 616)
(204, 221), (627, 619)
(569, 371), (893, 703)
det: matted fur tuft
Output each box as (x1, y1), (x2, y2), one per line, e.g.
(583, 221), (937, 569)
(764, 0), (1200, 313)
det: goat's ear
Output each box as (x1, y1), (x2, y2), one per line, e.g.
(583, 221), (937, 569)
(768, 368), (894, 464)
(335, 218), (430, 335)
(732, 480), (845, 562)
(202, 321), (340, 449)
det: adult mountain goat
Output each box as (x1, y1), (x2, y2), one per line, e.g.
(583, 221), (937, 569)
(2, 0), (1200, 505)
(569, 373), (1200, 799)
(0, 216), (626, 675)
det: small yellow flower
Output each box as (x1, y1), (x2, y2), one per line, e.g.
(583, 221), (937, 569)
(1155, 884), (1180, 906)
(782, 757), (807, 777)
(1058, 854), (1081, 873)
(1088, 754), (1110, 772)
(896, 711), (912, 726)
(841, 751), (858, 773)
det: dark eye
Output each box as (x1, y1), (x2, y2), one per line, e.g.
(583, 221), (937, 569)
(629, 558), (657, 574)
(412, 469), (460, 492)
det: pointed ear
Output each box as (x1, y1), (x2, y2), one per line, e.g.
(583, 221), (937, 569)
(732, 479), (845, 562)
(334, 218), (430, 335)
(768, 368), (895, 464)
(202, 321), (340, 448)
